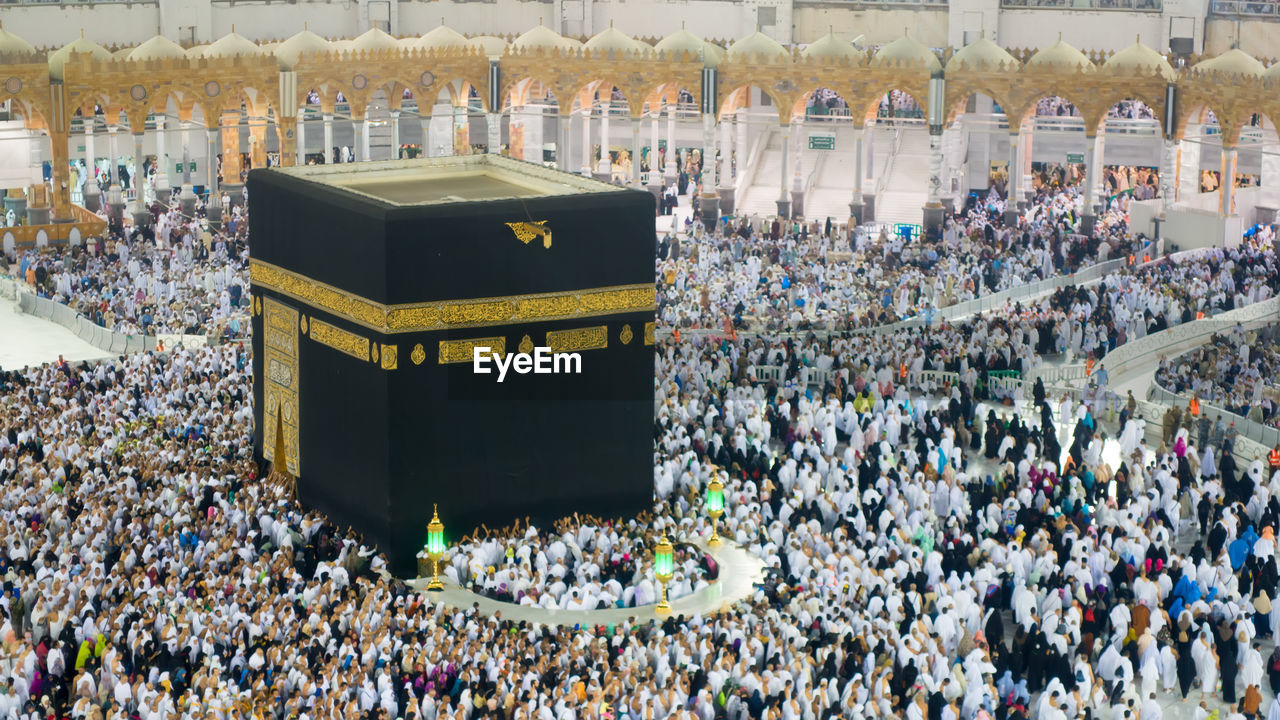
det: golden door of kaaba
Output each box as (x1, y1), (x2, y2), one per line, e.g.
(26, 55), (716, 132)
(262, 297), (301, 476)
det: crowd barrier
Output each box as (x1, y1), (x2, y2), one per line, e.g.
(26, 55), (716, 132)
(1148, 385), (1280, 449)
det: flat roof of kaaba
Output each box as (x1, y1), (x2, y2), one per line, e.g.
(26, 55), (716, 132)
(266, 155), (625, 206)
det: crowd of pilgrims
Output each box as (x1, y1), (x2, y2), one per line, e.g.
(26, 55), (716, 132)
(1, 188), (1280, 720)
(1155, 326), (1280, 430)
(442, 514), (715, 610)
(1, 203), (250, 338)
(656, 184), (1139, 333)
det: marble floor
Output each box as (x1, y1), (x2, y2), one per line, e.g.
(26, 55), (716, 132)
(0, 291), (112, 371)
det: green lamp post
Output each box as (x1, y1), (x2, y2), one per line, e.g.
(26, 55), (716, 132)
(654, 535), (675, 617)
(426, 504), (446, 591)
(706, 473), (725, 548)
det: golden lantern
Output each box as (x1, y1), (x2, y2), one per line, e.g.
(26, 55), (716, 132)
(425, 504), (446, 591)
(654, 535), (675, 617)
(706, 473), (725, 548)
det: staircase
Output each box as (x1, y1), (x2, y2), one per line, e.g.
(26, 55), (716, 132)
(875, 127), (930, 226)
(736, 128), (785, 218)
(805, 142), (857, 223)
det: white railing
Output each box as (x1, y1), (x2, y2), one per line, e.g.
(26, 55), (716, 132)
(736, 124), (773, 200)
(873, 127), (903, 200)
(934, 257), (1129, 321)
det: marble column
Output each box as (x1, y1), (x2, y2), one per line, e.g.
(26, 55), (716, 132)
(664, 103), (678, 182)
(923, 131), (944, 235)
(700, 113), (718, 223)
(790, 118), (804, 218)
(487, 113), (502, 155)
(390, 110), (401, 159)
(352, 117), (364, 162)
(1221, 146), (1237, 216)
(558, 115), (571, 172)
(106, 126), (119, 185)
(1082, 134), (1100, 235)
(718, 112), (736, 216)
(83, 117), (100, 211)
(596, 101), (611, 181)
(647, 112), (662, 200)
(296, 110), (307, 165)
(850, 126), (864, 223)
(155, 116), (166, 180)
(1159, 138), (1176, 202)
(322, 114), (334, 164)
(1005, 131), (1020, 226)
(862, 124), (876, 221)
(131, 133), (150, 225)
(631, 117), (642, 188)
(777, 123), (791, 218)
(580, 107), (592, 176)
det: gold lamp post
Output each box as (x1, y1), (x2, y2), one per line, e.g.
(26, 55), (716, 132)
(654, 535), (675, 617)
(425, 505), (446, 591)
(706, 473), (725, 548)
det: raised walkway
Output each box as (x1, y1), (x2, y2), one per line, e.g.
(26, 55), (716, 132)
(404, 536), (767, 626)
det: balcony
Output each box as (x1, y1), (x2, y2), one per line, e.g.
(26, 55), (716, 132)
(1002, 0), (1162, 10)
(1209, 0), (1280, 16)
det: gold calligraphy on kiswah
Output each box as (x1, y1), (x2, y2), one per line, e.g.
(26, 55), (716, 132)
(250, 259), (654, 334)
(546, 326), (608, 354)
(309, 318), (370, 361)
(438, 337), (507, 364)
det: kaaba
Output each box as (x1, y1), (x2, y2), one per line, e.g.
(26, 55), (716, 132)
(247, 155), (656, 576)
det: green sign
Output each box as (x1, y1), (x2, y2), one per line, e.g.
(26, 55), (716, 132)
(175, 163), (184, 175)
(808, 133), (836, 151)
(1066, 153), (1085, 164)
(894, 223), (923, 241)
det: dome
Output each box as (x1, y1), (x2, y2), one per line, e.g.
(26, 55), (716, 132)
(351, 27), (399, 54)
(128, 35), (188, 63)
(274, 29), (331, 69)
(585, 26), (643, 56)
(726, 31), (787, 61)
(872, 33), (941, 71)
(469, 35), (508, 57)
(1103, 39), (1174, 81)
(204, 31), (260, 58)
(186, 45), (209, 59)
(1025, 39), (1094, 72)
(0, 23), (37, 61)
(654, 29), (721, 66)
(419, 24), (468, 51)
(48, 35), (111, 81)
(947, 37), (1016, 70)
(511, 25), (570, 52)
(802, 32), (860, 62)
(1264, 60), (1280, 80)
(111, 46), (135, 61)
(1194, 48), (1264, 77)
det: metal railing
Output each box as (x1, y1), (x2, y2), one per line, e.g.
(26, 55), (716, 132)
(1002, 0), (1162, 9)
(796, 0), (948, 6)
(1148, 385), (1280, 448)
(4, 0), (157, 4)
(805, 108), (853, 123)
(1210, 0), (1280, 16)
(873, 127), (903, 199)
